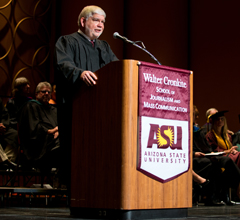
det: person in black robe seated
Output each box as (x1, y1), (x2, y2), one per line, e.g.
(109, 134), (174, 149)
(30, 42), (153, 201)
(193, 128), (240, 205)
(0, 98), (18, 169)
(54, 5), (118, 188)
(6, 77), (32, 131)
(18, 82), (60, 173)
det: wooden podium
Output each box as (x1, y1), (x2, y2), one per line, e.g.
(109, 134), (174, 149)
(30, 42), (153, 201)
(70, 60), (193, 219)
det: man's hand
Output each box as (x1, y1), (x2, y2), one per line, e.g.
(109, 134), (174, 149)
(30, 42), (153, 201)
(194, 152), (205, 157)
(80, 71), (98, 86)
(48, 126), (59, 139)
(53, 131), (59, 139)
(0, 123), (6, 135)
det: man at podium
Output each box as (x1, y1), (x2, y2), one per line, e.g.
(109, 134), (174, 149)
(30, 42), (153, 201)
(54, 5), (118, 188)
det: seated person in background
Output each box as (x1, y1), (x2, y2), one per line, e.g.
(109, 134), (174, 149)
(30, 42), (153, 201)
(193, 107), (240, 205)
(0, 97), (18, 169)
(202, 108), (234, 136)
(193, 134), (225, 206)
(201, 108), (218, 135)
(206, 111), (240, 169)
(18, 82), (60, 172)
(6, 77), (32, 130)
(194, 128), (240, 205)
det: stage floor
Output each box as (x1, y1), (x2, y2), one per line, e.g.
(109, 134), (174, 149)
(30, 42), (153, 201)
(0, 204), (240, 220)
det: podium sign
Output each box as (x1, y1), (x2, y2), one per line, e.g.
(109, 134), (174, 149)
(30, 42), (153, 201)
(137, 62), (191, 183)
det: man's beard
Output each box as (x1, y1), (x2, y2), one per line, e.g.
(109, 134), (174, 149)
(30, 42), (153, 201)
(85, 27), (102, 39)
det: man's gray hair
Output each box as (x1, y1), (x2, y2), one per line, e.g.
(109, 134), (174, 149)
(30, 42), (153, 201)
(206, 108), (218, 118)
(77, 5), (106, 27)
(35, 82), (52, 93)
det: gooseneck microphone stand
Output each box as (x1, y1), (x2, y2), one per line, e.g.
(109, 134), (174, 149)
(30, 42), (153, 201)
(131, 41), (161, 65)
(113, 32), (161, 65)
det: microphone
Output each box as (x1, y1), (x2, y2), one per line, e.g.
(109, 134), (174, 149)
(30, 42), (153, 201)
(113, 32), (161, 65)
(113, 32), (134, 44)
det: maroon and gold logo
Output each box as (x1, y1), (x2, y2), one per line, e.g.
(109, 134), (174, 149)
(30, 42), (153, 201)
(147, 124), (183, 150)
(157, 126), (174, 148)
(138, 117), (189, 183)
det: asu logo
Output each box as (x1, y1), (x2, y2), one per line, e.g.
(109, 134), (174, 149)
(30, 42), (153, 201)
(147, 124), (183, 150)
(138, 117), (189, 183)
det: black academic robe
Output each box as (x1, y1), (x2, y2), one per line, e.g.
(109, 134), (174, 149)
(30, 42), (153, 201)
(193, 129), (219, 182)
(193, 128), (240, 188)
(0, 98), (10, 129)
(55, 32), (118, 105)
(18, 100), (59, 161)
(54, 32), (118, 184)
(6, 96), (32, 130)
(0, 98), (18, 155)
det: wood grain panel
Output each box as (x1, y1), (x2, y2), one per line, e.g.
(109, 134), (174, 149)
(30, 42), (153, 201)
(71, 60), (192, 210)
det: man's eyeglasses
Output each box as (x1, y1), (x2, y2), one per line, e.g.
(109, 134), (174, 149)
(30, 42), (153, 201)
(40, 90), (51, 94)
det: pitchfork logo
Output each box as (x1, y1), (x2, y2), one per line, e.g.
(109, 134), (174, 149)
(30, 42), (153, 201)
(157, 126), (174, 148)
(147, 124), (183, 150)
(138, 116), (189, 183)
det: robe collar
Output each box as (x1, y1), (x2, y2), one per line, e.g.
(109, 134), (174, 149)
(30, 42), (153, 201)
(78, 29), (95, 43)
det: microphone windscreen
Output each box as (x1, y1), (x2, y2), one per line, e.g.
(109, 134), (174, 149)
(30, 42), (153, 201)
(113, 32), (119, 39)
